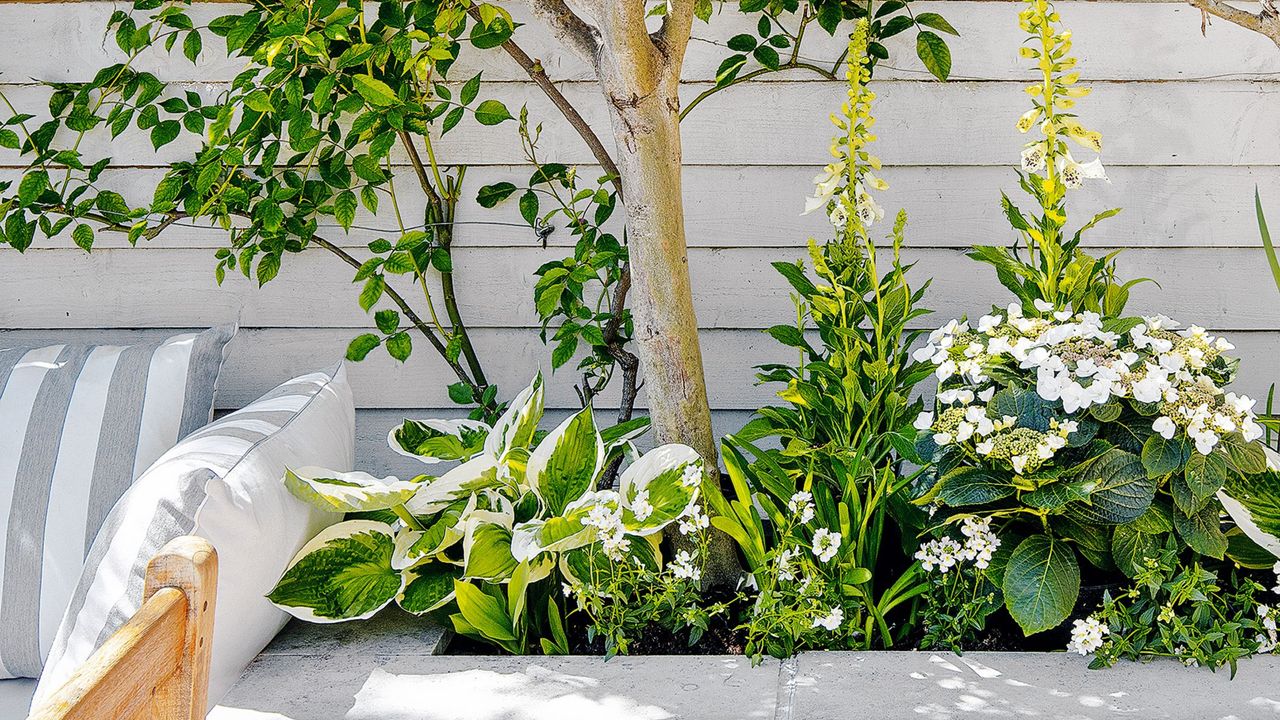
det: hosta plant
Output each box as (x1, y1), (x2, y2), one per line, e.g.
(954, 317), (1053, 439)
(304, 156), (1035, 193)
(707, 20), (933, 660)
(911, 0), (1280, 641)
(267, 375), (713, 654)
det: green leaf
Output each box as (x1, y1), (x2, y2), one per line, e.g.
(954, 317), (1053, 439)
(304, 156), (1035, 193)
(474, 99), (513, 126)
(385, 332), (412, 362)
(1003, 535), (1080, 635)
(989, 387), (1056, 432)
(1111, 524), (1160, 578)
(150, 120), (180, 149)
(1066, 448), (1154, 524)
(334, 190), (357, 230)
(448, 382), (474, 405)
(398, 563), (463, 615)
(618, 444), (702, 534)
(727, 33), (757, 52)
(183, 30), (202, 61)
(938, 467), (1014, 506)
(285, 467), (423, 513)
(268, 521), (403, 621)
(1221, 433), (1268, 475)
(1219, 468), (1280, 561)
(453, 580), (516, 641)
(485, 374), (544, 459)
(17, 170), (49, 208)
(0, 128), (19, 149)
(374, 309), (400, 334)
(1141, 434), (1190, 478)
(519, 190), (539, 225)
(1184, 451), (1231, 500)
(352, 154), (386, 183)
(1258, 188), (1280, 294)
(916, 31), (952, 81)
(1172, 503), (1228, 559)
(359, 275), (385, 311)
(470, 16), (513, 49)
(752, 45), (780, 70)
(461, 74), (482, 106)
(71, 223), (94, 251)
(527, 406), (604, 516)
(353, 74), (399, 106)
(914, 12), (959, 36)
(346, 333), (381, 361)
(477, 181), (518, 208)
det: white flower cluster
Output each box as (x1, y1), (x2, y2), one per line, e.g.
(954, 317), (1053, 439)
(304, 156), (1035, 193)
(678, 504), (710, 536)
(811, 528), (842, 564)
(1258, 604), (1279, 654)
(915, 516), (1001, 573)
(915, 308), (1263, 461)
(1271, 560), (1280, 596)
(1067, 615), (1109, 655)
(581, 491), (630, 561)
(631, 489), (653, 522)
(788, 491), (816, 525)
(812, 606), (844, 631)
(670, 550), (702, 583)
(681, 462), (704, 488)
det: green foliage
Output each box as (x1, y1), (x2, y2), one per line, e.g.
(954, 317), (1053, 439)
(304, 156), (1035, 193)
(1089, 544), (1278, 673)
(269, 375), (714, 654)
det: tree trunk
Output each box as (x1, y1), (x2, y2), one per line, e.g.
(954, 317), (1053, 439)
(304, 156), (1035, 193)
(596, 65), (739, 586)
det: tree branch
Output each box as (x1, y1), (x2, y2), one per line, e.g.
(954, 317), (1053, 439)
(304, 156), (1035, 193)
(653, 0), (698, 67)
(1188, 0), (1280, 47)
(592, 0), (662, 92)
(525, 0), (601, 63)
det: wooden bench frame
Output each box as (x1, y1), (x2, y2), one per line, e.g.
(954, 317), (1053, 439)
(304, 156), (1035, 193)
(29, 537), (217, 720)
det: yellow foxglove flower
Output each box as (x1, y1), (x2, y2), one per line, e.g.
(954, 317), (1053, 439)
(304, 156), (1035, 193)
(1060, 119), (1103, 153)
(1016, 108), (1043, 133)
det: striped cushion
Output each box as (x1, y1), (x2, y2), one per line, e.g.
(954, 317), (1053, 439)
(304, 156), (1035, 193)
(36, 365), (353, 706)
(0, 327), (234, 679)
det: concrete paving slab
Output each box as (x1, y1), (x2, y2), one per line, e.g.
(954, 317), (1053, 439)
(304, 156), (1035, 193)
(785, 651), (1280, 720)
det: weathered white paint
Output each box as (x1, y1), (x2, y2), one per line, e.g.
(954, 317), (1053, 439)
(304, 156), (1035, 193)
(1, 1), (1278, 475)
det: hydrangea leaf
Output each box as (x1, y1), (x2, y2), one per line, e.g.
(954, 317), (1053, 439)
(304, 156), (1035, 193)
(1065, 448), (1153, 525)
(1172, 503), (1228, 559)
(1111, 524), (1160, 578)
(938, 467), (1014, 506)
(388, 418), (490, 464)
(1002, 535), (1080, 635)
(285, 466), (423, 513)
(1141, 434), (1190, 479)
(1184, 450), (1231, 500)
(527, 406), (604, 516)
(268, 520), (404, 622)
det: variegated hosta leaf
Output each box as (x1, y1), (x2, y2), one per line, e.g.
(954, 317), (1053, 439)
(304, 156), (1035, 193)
(510, 500), (600, 562)
(484, 374), (544, 461)
(397, 562), (464, 615)
(601, 417), (651, 456)
(285, 467), (424, 513)
(268, 520), (404, 623)
(559, 533), (661, 587)
(402, 495), (477, 564)
(1219, 447), (1280, 560)
(462, 511), (518, 582)
(405, 454), (501, 515)
(388, 418), (491, 464)
(618, 444), (703, 534)
(527, 406), (605, 516)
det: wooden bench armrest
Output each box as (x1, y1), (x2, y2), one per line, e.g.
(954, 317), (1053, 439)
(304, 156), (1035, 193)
(30, 536), (218, 720)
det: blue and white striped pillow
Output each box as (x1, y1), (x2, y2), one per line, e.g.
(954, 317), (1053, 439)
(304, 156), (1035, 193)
(35, 365), (353, 706)
(0, 327), (234, 679)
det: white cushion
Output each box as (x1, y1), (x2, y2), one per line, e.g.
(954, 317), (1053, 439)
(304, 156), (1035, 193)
(0, 327), (235, 679)
(34, 365), (354, 708)
(0, 678), (36, 718)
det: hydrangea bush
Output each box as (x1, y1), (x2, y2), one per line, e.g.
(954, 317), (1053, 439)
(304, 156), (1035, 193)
(910, 0), (1280, 641)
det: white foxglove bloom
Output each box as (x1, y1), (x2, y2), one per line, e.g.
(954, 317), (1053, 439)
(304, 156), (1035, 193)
(1021, 142), (1047, 173)
(1057, 151), (1109, 190)
(802, 163), (844, 216)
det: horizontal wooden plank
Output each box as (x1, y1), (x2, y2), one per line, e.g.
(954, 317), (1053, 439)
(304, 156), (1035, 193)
(4, 2), (1277, 84)
(3, 245), (1279, 329)
(5, 326), (1276, 412)
(2, 79), (1278, 169)
(8, 165), (1279, 250)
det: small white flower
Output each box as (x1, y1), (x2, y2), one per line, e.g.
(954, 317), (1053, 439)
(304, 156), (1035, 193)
(788, 491), (817, 525)
(1067, 615), (1109, 655)
(681, 462), (703, 488)
(914, 412), (935, 431)
(811, 528), (841, 563)
(1151, 416), (1177, 440)
(678, 504), (710, 535)
(631, 490), (654, 522)
(670, 550), (702, 582)
(812, 606), (844, 631)
(1034, 299), (1055, 313)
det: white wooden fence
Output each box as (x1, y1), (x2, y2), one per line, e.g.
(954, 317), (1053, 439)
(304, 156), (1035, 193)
(2, 1), (1278, 474)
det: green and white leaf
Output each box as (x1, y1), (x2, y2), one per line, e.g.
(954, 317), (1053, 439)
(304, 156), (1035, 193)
(462, 512), (519, 582)
(618, 444), (702, 534)
(388, 418), (490, 464)
(405, 454), (500, 515)
(268, 520), (404, 623)
(397, 562), (463, 615)
(527, 406), (605, 516)
(484, 374), (544, 460)
(285, 466), (423, 513)
(1218, 450), (1280, 559)
(510, 499), (600, 561)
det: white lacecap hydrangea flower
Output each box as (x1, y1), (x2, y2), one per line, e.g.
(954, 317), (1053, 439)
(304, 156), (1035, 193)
(812, 606), (844, 631)
(1067, 615), (1109, 655)
(811, 528), (841, 563)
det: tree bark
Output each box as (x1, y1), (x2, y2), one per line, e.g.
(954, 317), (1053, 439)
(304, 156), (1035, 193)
(1188, 0), (1280, 48)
